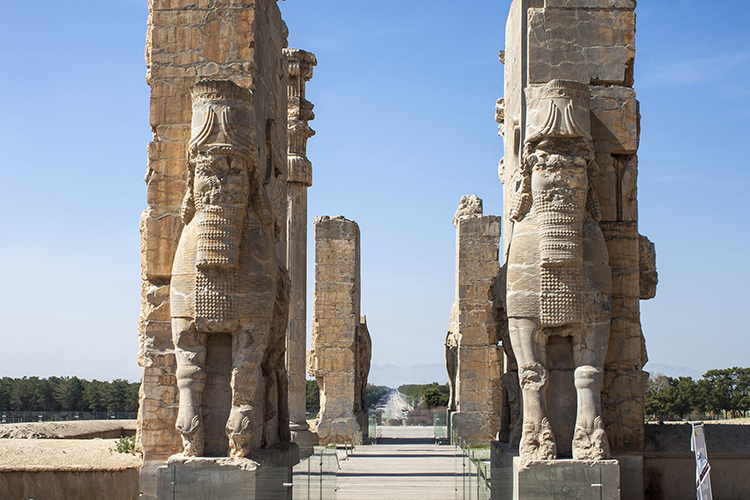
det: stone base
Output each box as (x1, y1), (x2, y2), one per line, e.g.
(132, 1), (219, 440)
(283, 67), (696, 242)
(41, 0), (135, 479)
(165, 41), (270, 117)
(290, 424), (316, 461)
(490, 441), (518, 500)
(156, 442), (299, 500)
(451, 411), (495, 445)
(356, 411), (371, 443)
(512, 457), (620, 500)
(315, 417), (360, 446)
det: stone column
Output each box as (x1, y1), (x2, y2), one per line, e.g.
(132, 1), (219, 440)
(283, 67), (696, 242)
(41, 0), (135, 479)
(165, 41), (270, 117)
(449, 195), (504, 445)
(308, 216), (362, 445)
(283, 48), (317, 455)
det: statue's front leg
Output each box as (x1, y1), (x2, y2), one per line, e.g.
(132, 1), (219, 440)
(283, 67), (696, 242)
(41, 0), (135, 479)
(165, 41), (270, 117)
(173, 318), (207, 457)
(225, 323), (266, 457)
(572, 319), (610, 460)
(509, 318), (556, 460)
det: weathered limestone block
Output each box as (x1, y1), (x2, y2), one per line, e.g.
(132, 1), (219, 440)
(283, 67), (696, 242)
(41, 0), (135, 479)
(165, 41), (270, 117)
(140, 212), (184, 280)
(158, 444), (299, 500)
(545, 0), (636, 8)
(309, 216), (368, 445)
(511, 457), (621, 500)
(449, 196), (503, 444)
(590, 87), (639, 155)
(527, 8), (635, 86)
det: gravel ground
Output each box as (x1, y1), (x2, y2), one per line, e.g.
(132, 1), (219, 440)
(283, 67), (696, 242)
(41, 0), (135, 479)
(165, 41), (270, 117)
(0, 438), (142, 471)
(0, 420), (136, 439)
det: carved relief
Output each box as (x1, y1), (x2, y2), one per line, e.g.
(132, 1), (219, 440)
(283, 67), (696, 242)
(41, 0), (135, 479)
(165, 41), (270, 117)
(170, 79), (290, 458)
(284, 49), (317, 187)
(506, 80), (612, 461)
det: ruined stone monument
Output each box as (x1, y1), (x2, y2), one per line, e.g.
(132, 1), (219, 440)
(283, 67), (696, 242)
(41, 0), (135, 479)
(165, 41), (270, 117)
(447, 195), (504, 444)
(506, 79), (613, 462)
(283, 47), (317, 457)
(494, 0), (657, 498)
(137, 1), (295, 498)
(308, 216), (371, 445)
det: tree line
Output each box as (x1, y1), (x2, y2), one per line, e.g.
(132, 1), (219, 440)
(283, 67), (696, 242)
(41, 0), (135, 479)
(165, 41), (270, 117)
(0, 377), (139, 413)
(646, 367), (750, 420)
(398, 382), (450, 409)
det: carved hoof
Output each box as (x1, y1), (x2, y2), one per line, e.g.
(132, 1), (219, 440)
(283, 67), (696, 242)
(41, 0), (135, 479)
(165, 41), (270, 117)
(572, 416), (610, 460)
(226, 405), (254, 458)
(520, 418), (557, 461)
(176, 413), (204, 457)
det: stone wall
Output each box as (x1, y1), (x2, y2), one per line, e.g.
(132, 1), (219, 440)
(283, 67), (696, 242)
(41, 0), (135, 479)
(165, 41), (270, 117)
(0, 437), (142, 500)
(0, 469), (139, 500)
(499, 0), (654, 457)
(138, 0), (288, 497)
(308, 216), (367, 445)
(448, 196), (504, 444)
(643, 422), (750, 500)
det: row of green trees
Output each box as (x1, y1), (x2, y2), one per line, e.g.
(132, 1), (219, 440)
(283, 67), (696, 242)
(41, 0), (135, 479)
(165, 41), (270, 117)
(646, 367), (750, 420)
(0, 377), (139, 413)
(398, 382), (450, 409)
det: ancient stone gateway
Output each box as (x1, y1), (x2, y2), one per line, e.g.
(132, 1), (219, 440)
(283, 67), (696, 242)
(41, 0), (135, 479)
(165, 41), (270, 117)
(493, 0), (657, 497)
(137, 0), (298, 497)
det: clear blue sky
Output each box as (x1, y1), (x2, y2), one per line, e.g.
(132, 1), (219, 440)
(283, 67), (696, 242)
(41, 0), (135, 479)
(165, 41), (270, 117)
(1, 1), (748, 383)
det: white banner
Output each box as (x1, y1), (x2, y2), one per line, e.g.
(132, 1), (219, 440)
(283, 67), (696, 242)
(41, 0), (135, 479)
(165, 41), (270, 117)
(691, 423), (713, 500)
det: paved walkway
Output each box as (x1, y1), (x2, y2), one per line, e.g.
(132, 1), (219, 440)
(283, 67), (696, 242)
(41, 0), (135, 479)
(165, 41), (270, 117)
(335, 427), (460, 499)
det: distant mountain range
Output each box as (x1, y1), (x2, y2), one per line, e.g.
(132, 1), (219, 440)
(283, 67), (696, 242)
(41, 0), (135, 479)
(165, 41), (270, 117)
(367, 363), (448, 389)
(643, 362), (702, 379)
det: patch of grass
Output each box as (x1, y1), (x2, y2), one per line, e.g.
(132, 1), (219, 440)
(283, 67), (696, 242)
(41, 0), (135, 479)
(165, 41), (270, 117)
(113, 435), (138, 456)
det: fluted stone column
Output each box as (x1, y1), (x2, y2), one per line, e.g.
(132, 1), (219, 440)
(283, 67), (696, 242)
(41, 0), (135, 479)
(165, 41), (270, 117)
(283, 48), (317, 456)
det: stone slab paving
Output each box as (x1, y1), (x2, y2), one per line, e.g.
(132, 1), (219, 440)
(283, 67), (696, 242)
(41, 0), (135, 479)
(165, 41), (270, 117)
(335, 427), (462, 499)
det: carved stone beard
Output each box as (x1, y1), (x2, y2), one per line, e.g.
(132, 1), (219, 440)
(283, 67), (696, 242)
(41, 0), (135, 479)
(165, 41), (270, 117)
(529, 146), (589, 327)
(191, 151), (250, 333)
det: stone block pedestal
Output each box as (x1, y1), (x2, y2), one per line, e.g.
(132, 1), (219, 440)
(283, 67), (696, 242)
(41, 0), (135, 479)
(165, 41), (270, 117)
(314, 416), (360, 446)
(511, 457), (620, 500)
(490, 441), (517, 500)
(156, 443), (299, 500)
(290, 425), (316, 461)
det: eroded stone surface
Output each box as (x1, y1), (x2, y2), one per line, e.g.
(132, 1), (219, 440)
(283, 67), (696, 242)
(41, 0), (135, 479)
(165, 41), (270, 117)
(527, 8), (635, 86)
(308, 216), (371, 445)
(448, 196), (503, 444)
(498, 0), (657, 468)
(139, 1), (290, 497)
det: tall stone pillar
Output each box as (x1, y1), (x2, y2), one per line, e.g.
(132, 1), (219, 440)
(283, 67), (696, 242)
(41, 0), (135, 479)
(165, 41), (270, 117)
(448, 195), (504, 445)
(283, 48), (317, 456)
(138, 1), (292, 498)
(308, 216), (363, 445)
